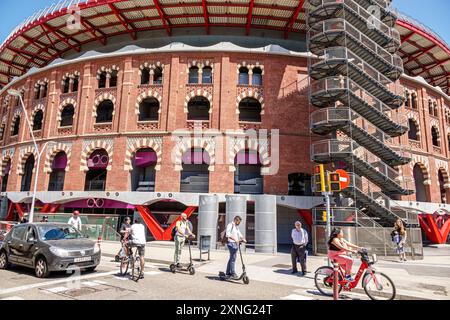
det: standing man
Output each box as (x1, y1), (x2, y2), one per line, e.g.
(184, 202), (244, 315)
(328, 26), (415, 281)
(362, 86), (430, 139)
(226, 216), (247, 280)
(291, 221), (308, 275)
(174, 213), (195, 267)
(68, 211), (82, 230)
(129, 218), (146, 279)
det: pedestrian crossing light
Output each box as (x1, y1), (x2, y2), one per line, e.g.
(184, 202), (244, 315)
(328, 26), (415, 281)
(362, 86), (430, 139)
(322, 211), (327, 222)
(328, 172), (341, 192)
(314, 164), (326, 193)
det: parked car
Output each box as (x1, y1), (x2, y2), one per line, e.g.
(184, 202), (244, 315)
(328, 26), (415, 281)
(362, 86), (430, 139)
(0, 223), (101, 278)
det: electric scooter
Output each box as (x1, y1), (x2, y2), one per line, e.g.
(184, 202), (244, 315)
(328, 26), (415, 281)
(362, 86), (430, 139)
(169, 236), (195, 275)
(219, 242), (250, 285)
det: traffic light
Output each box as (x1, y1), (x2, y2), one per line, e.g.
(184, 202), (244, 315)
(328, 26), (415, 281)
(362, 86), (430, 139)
(314, 165), (326, 193)
(328, 172), (341, 192)
(322, 211), (327, 222)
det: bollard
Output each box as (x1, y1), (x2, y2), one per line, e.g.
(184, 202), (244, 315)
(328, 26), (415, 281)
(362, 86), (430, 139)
(333, 262), (339, 300)
(97, 236), (102, 250)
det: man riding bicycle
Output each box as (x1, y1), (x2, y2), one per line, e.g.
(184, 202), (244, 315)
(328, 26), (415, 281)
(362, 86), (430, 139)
(126, 219), (146, 279)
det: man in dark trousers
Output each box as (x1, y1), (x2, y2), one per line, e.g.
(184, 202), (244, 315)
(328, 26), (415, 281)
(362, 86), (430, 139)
(291, 221), (308, 275)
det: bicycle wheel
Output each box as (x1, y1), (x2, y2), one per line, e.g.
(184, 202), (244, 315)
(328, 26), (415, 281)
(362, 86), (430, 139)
(363, 271), (396, 300)
(119, 256), (130, 276)
(314, 266), (343, 297)
(132, 256), (142, 281)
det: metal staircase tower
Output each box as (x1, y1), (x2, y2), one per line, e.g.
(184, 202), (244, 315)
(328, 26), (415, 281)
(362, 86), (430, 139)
(307, 0), (416, 227)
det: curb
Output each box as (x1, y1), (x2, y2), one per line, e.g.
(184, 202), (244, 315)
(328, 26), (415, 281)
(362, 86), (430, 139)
(102, 253), (212, 268)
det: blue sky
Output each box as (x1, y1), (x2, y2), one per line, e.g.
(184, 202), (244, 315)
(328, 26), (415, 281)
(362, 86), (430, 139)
(0, 0), (449, 45)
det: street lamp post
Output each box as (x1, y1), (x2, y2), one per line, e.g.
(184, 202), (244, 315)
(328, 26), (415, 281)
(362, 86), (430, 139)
(7, 89), (55, 223)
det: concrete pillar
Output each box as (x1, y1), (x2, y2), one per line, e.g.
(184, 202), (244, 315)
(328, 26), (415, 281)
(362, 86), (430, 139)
(226, 195), (247, 240)
(255, 195), (277, 253)
(198, 194), (219, 246)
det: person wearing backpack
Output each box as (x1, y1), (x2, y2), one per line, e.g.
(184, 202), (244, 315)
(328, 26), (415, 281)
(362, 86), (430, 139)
(173, 213), (195, 267)
(225, 216), (247, 280)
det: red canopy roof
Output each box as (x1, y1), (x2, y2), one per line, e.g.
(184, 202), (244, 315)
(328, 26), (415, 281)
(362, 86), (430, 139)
(0, 0), (448, 95)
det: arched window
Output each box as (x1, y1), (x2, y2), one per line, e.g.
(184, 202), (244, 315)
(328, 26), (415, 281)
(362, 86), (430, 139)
(252, 67), (263, 86)
(288, 173), (312, 196)
(153, 67), (163, 85)
(62, 78), (70, 93)
(180, 148), (210, 193)
(131, 148), (157, 192)
(431, 126), (440, 147)
(72, 76), (79, 92)
(239, 67), (249, 85)
(139, 98), (159, 122)
(408, 119), (419, 141)
(41, 83), (48, 98)
(98, 72), (107, 88)
(438, 170), (447, 204)
(141, 68), (150, 85)
(239, 98), (262, 122)
(1, 159), (11, 192)
(202, 66), (212, 84)
(189, 66), (199, 84)
(433, 103), (438, 117)
(411, 93), (417, 109)
(85, 149), (108, 191)
(404, 92), (410, 108)
(234, 150), (263, 195)
(96, 100), (114, 123)
(12, 116), (20, 136)
(0, 123), (5, 140)
(33, 110), (44, 131)
(48, 152), (67, 191)
(188, 96), (210, 121)
(448, 134), (450, 152)
(21, 155), (35, 192)
(60, 105), (75, 127)
(413, 164), (428, 202)
(429, 101), (434, 115)
(110, 70), (118, 87)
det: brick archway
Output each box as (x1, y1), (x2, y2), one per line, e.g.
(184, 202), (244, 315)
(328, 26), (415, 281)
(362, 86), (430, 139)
(80, 141), (113, 172)
(228, 140), (270, 173)
(58, 98), (77, 126)
(184, 90), (213, 113)
(135, 90), (163, 115)
(0, 155), (12, 176)
(17, 146), (38, 176)
(31, 104), (45, 123)
(407, 115), (421, 140)
(10, 110), (22, 135)
(236, 90), (265, 115)
(174, 139), (215, 172)
(124, 138), (163, 172)
(44, 143), (72, 173)
(93, 93), (116, 118)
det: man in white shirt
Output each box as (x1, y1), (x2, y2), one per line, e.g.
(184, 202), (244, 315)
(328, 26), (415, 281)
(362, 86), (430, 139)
(68, 211), (82, 230)
(129, 219), (146, 278)
(173, 213), (195, 267)
(291, 221), (309, 275)
(225, 216), (247, 279)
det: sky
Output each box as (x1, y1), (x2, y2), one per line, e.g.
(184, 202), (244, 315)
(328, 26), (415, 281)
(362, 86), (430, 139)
(0, 0), (449, 45)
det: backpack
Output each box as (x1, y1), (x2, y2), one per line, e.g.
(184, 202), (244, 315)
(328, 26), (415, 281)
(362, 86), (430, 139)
(171, 226), (177, 239)
(219, 224), (234, 245)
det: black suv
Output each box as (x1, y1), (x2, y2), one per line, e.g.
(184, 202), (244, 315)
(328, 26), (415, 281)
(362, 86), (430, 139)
(0, 223), (101, 278)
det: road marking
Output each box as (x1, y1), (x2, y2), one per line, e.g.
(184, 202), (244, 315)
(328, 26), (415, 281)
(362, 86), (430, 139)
(92, 280), (107, 285)
(82, 281), (101, 287)
(144, 271), (162, 276)
(113, 276), (129, 281)
(44, 287), (69, 294)
(0, 270), (117, 296)
(281, 294), (314, 300)
(1, 296), (24, 300)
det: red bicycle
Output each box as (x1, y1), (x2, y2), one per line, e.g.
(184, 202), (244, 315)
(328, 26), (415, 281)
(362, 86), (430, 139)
(314, 249), (396, 300)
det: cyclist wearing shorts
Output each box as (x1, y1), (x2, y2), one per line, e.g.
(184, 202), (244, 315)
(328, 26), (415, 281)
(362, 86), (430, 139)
(327, 227), (362, 281)
(128, 219), (146, 278)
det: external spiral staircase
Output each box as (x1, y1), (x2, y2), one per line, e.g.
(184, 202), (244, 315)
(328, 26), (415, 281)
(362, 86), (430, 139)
(307, 0), (416, 228)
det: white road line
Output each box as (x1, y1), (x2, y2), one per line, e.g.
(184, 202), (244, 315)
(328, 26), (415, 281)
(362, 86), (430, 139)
(81, 281), (101, 287)
(281, 294), (314, 300)
(0, 270), (117, 296)
(44, 287), (69, 294)
(92, 280), (107, 285)
(1, 296), (24, 300)
(144, 271), (162, 276)
(113, 276), (129, 281)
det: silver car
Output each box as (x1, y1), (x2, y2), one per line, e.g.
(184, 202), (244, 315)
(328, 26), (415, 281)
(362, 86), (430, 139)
(0, 223), (101, 278)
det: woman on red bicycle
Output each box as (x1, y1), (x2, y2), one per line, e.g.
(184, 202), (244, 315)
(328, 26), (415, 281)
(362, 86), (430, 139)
(327, 228), (363, 281)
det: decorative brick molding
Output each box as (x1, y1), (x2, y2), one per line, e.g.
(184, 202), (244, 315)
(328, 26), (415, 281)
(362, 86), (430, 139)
(44, 142), (72, 173)
(184, 90), (213, 114)
(80, 139), (114, 172)
(0, 148), (14, 176)
(96, 65), (120, 78)
(227, 135), (270, 173)
(237, 61), (265, 74)
(173, 137), (216, 172)
(93, 92), (116, 118)
(236, 89), (265, 115)
(410, 154), (431, 185)
(61, 71), (80, 84)
(135, 90), (163, 115)
(187, 60), (214, 73)
(124, 137), (163, 172)
(436, 159), (450, 189)
(407, 113), (421, 140)
(17, 145), (38, 175)
(139, 61), (164, 74)
(10, 109), (22, 135)
(57, 97), (77, 127)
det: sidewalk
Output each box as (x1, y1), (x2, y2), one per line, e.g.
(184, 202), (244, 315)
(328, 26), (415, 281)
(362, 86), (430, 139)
(99, 241), (450, 300)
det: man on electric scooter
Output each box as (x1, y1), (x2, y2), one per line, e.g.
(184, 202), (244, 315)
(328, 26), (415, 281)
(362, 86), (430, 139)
(225, 216), (247, 280)
(174, 213), (195, 268)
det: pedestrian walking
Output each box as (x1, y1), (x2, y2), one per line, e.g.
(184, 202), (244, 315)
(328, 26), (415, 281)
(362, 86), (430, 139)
(68, 210), (82, 230)
(392, 218), (407, 262)
(225, 216), (247, 280)
(173, 213), (195, 267)
(40, 216), (49, 223)
(291, 221), (308, 275)
(19, 213), (28, 224)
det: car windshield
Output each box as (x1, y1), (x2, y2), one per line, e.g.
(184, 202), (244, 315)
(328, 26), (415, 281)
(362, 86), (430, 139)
(38, 225), (84, 241)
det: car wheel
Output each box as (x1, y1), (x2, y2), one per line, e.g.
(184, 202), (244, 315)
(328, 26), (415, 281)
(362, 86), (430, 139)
(35, 257), (50, 278)
(0, 250), (9, 269)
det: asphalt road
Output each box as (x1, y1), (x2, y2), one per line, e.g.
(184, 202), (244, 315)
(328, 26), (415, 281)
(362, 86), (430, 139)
(0, 256), (317, 301)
